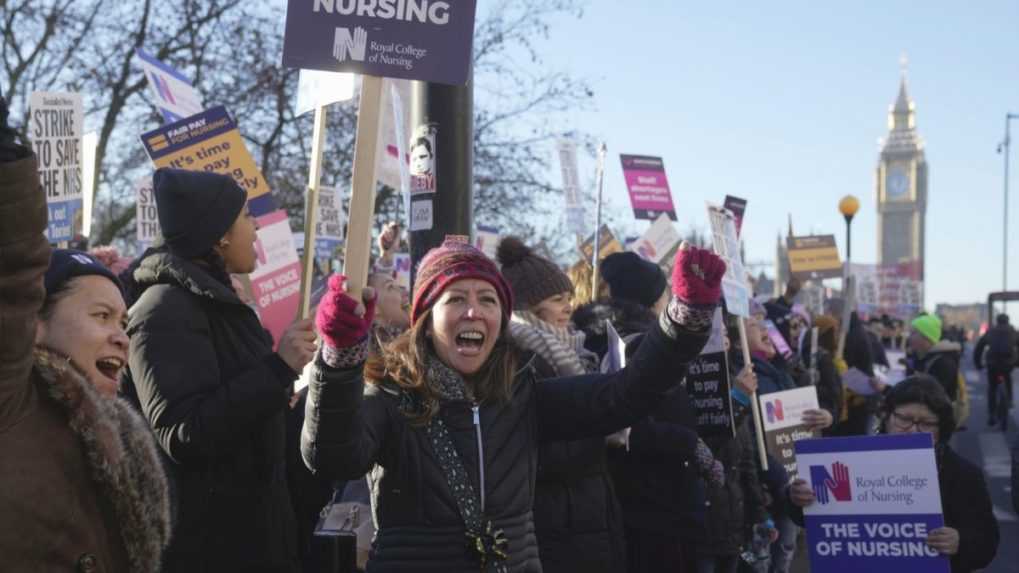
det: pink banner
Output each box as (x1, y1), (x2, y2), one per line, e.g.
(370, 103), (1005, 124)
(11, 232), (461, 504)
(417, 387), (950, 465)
(620, 154), (677, 221)
(250, 210), (302, 347)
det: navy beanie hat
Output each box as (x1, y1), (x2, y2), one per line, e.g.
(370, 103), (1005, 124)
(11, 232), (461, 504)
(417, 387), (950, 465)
(152, 168), (247, 258)
(600, 251), (667, 308)
(45, 249), (124, 298)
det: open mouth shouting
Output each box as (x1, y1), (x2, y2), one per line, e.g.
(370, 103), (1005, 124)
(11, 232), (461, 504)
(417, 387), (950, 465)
(95, 356), (125, 385)
(455, 329), (486, 355)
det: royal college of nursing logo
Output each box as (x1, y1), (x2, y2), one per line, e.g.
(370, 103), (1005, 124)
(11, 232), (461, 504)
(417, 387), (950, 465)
(810, 461), (852, 505)
(333, 26), (368, 62)
(765, 399), (784, 424)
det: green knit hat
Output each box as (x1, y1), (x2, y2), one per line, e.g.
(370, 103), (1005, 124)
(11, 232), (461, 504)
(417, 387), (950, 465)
(911, 314), (942, 344)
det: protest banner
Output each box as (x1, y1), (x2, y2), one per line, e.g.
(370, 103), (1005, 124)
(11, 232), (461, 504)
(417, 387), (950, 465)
(376, 79), (412, 195)
(556, 139), (586, 237)
(135, 176), (160, 248)
(795, 434), (950, 573)
(707, 202), (766, 468)
(249, 210), (304, 343)
(602, 320), (632, 449)
(630, 213), (681, 265)
(787, 235), (843, 281)
(136, 48), (203, 123)
(141, 106), (300, 343)
(295, 69), (355, 117)
(620, 154), (677, 221)
(759, 386), (820, 479)
(687, 309), (735, 436)
(394, 253), (412, 291)
(29, 92), (84, 243)
(474, 225), (499, 260)
(853, 263), (924, 318)
(707, 204), (750, 318)
(314, 185), (346, 260)
(764, 318), (794, 359)
(282, 0), (478, 85)
(723, 195), (747, 237)
(579, 224), (624, 263)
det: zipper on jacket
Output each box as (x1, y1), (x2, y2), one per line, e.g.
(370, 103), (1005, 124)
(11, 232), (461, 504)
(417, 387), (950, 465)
(472, 403), (486, 512)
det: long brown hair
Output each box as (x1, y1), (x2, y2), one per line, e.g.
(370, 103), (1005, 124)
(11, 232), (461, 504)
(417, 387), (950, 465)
(364, 307), (519, 426)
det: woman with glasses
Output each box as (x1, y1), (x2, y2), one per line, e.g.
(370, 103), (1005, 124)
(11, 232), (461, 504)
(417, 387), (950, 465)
(788, 376), (999, 573)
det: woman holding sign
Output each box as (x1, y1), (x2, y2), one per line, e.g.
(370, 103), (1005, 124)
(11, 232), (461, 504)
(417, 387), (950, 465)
(789, 377), (999, 572)
(302, 239), (723, 572)
(123, 168), (317, 572)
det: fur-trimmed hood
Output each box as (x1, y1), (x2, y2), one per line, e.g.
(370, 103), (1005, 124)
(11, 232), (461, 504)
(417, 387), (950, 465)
(33, 347), (172, 571)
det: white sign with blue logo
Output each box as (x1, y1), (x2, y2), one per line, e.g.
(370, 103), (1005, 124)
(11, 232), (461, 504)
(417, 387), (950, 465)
(136, 48), (203, 123)
(795, 433), (949, 573)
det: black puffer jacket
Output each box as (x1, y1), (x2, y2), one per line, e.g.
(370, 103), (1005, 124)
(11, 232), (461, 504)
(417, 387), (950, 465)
(123, 251), (300, 572)
(301, 320), (709, 572)
(576, 300), (706, 539)
(530, 354), (626, 573)
(697, 418), (767, 556)
(938, 446), (999, 573)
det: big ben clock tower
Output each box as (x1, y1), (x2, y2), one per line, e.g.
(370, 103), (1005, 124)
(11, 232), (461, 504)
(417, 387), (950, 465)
(877, 62), (927, 286)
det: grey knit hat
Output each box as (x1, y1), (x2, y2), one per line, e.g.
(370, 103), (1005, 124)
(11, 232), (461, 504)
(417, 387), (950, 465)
(496, 236), (573, 310)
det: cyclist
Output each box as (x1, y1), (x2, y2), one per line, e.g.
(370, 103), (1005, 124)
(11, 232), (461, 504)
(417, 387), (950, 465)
(974, 314), (1018, 426)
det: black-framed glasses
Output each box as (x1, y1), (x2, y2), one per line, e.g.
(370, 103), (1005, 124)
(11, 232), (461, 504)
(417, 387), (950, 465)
(889, 411), (939, 433)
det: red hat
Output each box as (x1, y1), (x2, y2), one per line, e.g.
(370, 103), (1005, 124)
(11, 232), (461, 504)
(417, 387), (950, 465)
(411, 238), (514, 326)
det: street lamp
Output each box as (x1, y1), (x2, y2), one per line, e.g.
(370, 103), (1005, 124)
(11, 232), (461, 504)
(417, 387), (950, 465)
(839, 194), (861, 271)
(998, 113), (1019, 294)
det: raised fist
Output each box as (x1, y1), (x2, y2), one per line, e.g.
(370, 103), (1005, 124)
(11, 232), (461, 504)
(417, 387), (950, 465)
(315, 274), (377, 349)
(670, 241), (726, 306)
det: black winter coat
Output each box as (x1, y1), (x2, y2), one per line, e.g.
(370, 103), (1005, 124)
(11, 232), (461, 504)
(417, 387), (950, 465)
(938, 446), (999, 573)
(123, 252), (301, 572)
(584, 302), (706, 541)
(529, 355), (626, 573)
(301, 321), (709, 572)
(698, 419), (767, 556)
(909, 342), (961, 402)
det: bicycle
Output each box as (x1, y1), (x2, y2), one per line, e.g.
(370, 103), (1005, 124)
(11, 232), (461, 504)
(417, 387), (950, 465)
(992, 370), (1010, 432)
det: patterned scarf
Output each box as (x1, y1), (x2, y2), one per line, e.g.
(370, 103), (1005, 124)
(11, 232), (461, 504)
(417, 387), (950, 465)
(508, 311), (597, 377)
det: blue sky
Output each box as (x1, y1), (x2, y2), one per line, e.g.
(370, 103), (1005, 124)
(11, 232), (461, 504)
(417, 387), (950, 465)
(532, 0), (1019, 306)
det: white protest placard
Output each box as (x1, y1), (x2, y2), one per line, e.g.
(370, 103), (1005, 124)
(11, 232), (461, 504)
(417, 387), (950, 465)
(474, 225), (499, 260)
(410, 198), (433, 231)
(136, 48), (203, 123)
(394, 253), (412, 291)
(557, 139), (586, 236)
(296, 69), (356, 117)
(135, 176), (161, 245)
(707, 203), (750, 317)
(795, 434), (949, 573)
(630, 213), (681, 264)
(29, 92), (84, 243)
(314, 185), (346, 260)
(601, 320), (631, 449)
(376, 79), (411, 193)
(759, 386), (820, 479)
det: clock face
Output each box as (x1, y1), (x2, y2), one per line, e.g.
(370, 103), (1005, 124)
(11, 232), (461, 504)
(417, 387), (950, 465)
(886, 166), (910, 200)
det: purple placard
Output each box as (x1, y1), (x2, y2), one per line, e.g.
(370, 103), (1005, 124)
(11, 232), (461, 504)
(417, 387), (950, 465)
(724, 195), (747, 237)
(282, 0), (477, 86)
(620, 154), (677, 221)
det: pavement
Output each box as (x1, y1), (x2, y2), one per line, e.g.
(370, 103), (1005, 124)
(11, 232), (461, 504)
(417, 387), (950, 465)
(951, 351), (1017, 573)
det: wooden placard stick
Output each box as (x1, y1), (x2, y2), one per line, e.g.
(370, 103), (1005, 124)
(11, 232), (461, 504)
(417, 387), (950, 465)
(738, 316), (769, 470)
(341, 75), (384, 300)
(298, 104), (329, 319)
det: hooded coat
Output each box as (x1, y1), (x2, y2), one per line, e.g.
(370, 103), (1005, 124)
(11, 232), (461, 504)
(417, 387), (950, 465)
(0, 155), (171, 572)
(122, 250), (301, 572)
(301, 315), (710, 572)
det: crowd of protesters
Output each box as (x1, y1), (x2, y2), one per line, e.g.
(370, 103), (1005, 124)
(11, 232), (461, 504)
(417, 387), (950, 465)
(0, 93), (1004, 573)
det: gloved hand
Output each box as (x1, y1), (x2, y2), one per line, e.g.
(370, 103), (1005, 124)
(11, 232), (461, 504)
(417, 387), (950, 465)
(671, 241), (726, 306)
(316, 274), (377, 350)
